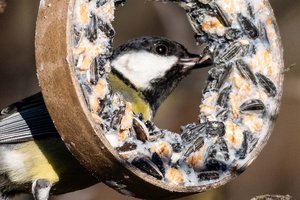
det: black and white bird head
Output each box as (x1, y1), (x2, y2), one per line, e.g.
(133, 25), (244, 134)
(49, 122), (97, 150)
(110, 36), (211, 112)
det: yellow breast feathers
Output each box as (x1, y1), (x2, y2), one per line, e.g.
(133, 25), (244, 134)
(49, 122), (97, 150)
(108, 73), (152, 120)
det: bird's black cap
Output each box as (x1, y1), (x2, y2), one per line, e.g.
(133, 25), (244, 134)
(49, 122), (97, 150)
(111, 36), (212, 69)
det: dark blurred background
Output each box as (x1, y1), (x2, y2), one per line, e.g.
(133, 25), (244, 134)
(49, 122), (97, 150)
(0, 0), (299, 199)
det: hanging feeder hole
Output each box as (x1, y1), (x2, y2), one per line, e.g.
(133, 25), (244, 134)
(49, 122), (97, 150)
(35, 0), (284, 199)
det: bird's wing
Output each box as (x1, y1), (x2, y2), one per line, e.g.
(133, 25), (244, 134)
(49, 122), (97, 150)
(0, 93), (60, 144)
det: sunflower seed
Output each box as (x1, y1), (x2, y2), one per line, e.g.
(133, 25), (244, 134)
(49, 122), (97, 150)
(90, 58), (99, 85)
(145, 121), (164, 139)
(238, 13), (259, 39)
(248, 134), (259, 153)
(152, 152), (165, 175)
(188, 8), (205, 25)
(218, 138), (229, 160)
(98, 18), (115, 39)
(225, 28), (243, 41)
(86, 13), (98, 43)
(204, 63), (232, 92)
(181, 123), (206, 144)
(133, 117), (150, 142)
(206, 145), (217, 159)
(184, 137), (204, 157)
(96, 0), (107, 7)
(259, 22), (270, 45)
(116, 142), (137, 153)
(211, 2), (231, 27)
(240, 99), (265, 114)
(90, 55), (107, 85)
(187, 8), (206, 35)
(145, 120), (156, 132)
(256, 73), (277, 97)
(236, 59), (257, 85)
(198, 171), (219, 181)
(206, 121), (225, 137)
(217, 86), (232, 108)
(206, 158), (227, 171)
(171, 143), (182, 153)
(73, 25), (81, 46)
(132, 156), (164, 180)
(236, 131), (248, 159)
(215, 41), (249, 63)
(110, 106), (125, 130)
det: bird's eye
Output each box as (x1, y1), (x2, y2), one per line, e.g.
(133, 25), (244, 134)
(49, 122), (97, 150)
(155, 44), (168, 55)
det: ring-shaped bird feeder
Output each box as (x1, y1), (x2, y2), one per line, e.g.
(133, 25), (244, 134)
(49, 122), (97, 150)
(35, 0), (284, 199)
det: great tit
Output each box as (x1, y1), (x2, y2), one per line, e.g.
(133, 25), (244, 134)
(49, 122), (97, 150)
(0, 36), (211, 200)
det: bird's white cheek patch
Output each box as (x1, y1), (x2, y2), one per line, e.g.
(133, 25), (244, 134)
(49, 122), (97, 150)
(112, 51), (178, 89)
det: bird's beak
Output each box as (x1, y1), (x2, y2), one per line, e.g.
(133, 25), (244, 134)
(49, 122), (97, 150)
(178, 53), (213, 71)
